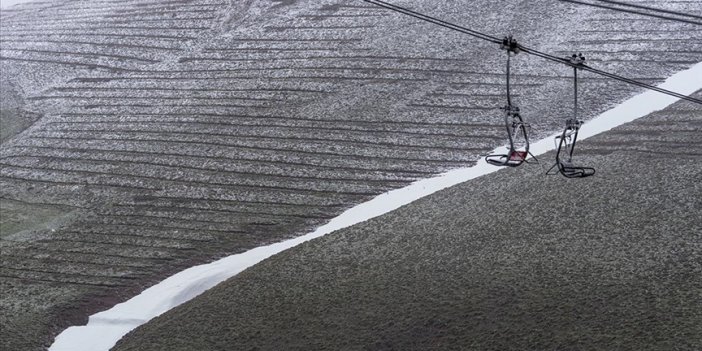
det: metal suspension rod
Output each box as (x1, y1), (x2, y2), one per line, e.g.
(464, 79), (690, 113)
(362, 0), (702, 106)
(558, 0), (702, 26)
(571, 66), (581, 159)
(574, 67), (579, 122)
(506, 52), (512, 107)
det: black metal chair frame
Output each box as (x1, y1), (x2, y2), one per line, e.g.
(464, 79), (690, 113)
(485, 36), (536, 167)
(547, 54), (595, 178)
(486, 108), (531, 167)
(549, 118), (596, 178)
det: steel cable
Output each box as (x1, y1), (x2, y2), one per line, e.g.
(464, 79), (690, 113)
(591, 0), (702, 20)
(517, 46), (700, 102)
(362, 0), (502, 44)
(559, 0), (702, 26)
(362, 0), (702, 105)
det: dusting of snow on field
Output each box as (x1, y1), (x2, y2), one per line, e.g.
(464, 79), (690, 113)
(0, 0), (33, 8)
(49, 61), (702, 351)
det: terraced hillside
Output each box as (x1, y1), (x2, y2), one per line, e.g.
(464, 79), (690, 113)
(114, 90), (702, 351)
(1, 0), (700, 350)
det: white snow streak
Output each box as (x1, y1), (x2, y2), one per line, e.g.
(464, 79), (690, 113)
(49, 62), (702, 351)
(1, 0), (38, 9)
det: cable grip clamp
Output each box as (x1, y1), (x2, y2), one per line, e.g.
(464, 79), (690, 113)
(565, 118), (583, 128)
(569, 53), (586, 68)
(501, 35), (520, 54)
(501, 104), (520, 115)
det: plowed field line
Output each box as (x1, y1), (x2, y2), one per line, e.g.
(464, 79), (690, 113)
(0, 164), (383, 197)
(0, 155), (414, 184)
(23, 136), (476, 164)
(40, 127), (493, 151)
(3, 145), (438, 175)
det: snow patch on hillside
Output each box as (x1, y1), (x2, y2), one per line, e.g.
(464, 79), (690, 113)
(1, 0), (40, 8)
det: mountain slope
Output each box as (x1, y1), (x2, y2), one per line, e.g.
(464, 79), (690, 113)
(1, 0), (700, 350)
(114, 90), (702, 351)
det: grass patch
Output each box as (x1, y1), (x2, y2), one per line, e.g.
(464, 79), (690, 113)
(0, 199), (75, 239)
(0, 108), (40, 143)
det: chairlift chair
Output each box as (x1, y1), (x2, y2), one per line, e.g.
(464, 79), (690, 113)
(485, 36), (535, 167)
(547, 53), (595, 178)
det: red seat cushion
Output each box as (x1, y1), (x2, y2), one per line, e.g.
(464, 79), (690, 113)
(509, 151), (527, 161)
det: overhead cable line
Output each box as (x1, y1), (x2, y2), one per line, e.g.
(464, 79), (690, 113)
(361, 0), (502, 44)
(516, 46), (699, 102)
(590, 0), (702, 20)
(362, 0), (702, 105)
(558, 0), (702, 26)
